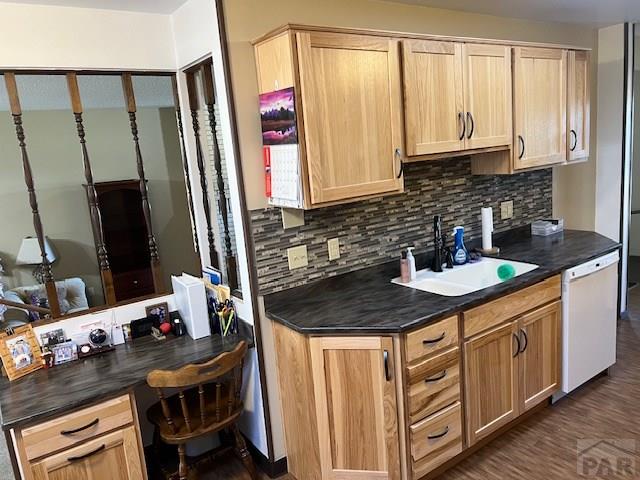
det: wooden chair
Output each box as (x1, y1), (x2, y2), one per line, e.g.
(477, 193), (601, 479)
(146, 341), (258, 479)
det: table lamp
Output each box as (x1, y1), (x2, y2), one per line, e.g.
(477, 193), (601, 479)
(16, 237), (57, 284)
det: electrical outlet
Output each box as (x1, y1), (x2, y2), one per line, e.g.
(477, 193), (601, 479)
(501, 201), (514, 220)
(287, 245), (308, 270)
(328, 238), (340, 261)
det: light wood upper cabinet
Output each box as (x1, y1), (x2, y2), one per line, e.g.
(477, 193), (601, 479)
(462, 44), (512, 150)
(519, 301), (562, 412)
(567, 50), (590, 162)
(30, 427), (144, 480)
(255, 32), (295, 94)
(513, 47), (567, 170)
(296, 32), (404, 205)
(402, 40), (464, 156)
(309, 336), (401, 480)
(464, 320), (520, 446)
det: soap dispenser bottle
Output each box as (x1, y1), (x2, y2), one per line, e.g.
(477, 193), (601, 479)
(452, 226), (469, 265)
(406, 247), (417, 281)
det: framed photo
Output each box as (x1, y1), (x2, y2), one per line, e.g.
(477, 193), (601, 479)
(51, 341), (78, 365)
(145, 302), (169, 323)
(0, 325), (43, 381)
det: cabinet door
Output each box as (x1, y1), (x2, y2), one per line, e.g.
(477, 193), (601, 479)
(402, 39), (464, 156)
(519, 301), (562, 412)
(567, 50), (590, 162)
(464, 320), (520, 446)
(513, 47), (567, 169)
(309, 337), (401, 480)
(462, 44), (512, 150)
(30, 427), (144, 480)
(296, 32), (404, 205)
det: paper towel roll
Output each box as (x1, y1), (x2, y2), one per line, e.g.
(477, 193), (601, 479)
(481, 207), (493, 251)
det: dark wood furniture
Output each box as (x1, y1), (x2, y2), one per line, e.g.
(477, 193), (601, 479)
(146, 340), (258, 480)
(92, 180), (155, 302)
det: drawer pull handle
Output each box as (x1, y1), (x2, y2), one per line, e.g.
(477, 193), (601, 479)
(520, 329), (528, 353)
(423, 333), (445, 345)
(427, 426), (449, 440)
(513, 333), (521, 358)
(67, 444), (105, 462)
(60, 418), (99, 435)
(383, 350), (392, 381)
(425, 370), (447, 383)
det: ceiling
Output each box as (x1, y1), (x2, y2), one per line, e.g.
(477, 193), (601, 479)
(0, 0), (189, 14)
(387, 0), (640, 27)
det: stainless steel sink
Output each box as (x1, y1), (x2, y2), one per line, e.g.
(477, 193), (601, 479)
(391, 257), (539, 296)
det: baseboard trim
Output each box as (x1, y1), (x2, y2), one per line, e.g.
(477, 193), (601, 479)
(247, 441), (288, 478)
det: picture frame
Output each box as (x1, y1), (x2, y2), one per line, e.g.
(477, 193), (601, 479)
(0, 325), (43, 381)
(145, 302), (169, 323)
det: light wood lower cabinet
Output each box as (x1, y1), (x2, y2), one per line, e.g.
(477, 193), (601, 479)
(463, 320), (520, 446)
(520, 301), (562, 411)
(464, 300), (562, 447)
(30, 427), (143, 480)
(13, 394), (147, 480)
(309, 337), (401, 479)
(273, 278), (562, 480)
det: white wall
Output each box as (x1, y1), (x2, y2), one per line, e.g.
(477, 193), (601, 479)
(170, 0), (269, 458)
(595, 24), (625, 242)
(0, 2), (175, 71)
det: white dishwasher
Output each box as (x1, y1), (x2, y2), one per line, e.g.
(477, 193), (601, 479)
(559, 250), (619, 396)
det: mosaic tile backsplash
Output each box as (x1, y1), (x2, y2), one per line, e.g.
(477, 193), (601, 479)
(251, 157), (552, 294)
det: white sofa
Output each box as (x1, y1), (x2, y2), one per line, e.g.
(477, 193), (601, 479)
(2, 277), (89, 325)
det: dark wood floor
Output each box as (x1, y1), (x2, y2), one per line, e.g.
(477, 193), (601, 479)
(208, 288), (640, 480)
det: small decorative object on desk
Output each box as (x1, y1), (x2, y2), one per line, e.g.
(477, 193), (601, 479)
(145, 302), (169, 323)
(0, 325), (43, 381)
(51, 341), (78, 365)
(531, 218), (564, 236)
(211, 298), (238, 337)
(39, 328), (66, 348)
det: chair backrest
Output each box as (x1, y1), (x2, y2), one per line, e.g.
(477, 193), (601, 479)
(146, 341), (247, 434)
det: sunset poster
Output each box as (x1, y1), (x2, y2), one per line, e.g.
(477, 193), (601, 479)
(259, 87), (298, 145)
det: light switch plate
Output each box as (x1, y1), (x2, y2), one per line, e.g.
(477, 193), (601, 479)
(281, 208), (305, 229)
(328, 238), (340, 261)
(501, 201), (514, 220)
(287, 245), (308, 270)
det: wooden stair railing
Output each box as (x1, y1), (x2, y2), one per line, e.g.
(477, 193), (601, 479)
(200, 62), (238, 290)
(121, 73), (165, 294)
(3, 73), (61, 318)
(66, 73), (117, 306)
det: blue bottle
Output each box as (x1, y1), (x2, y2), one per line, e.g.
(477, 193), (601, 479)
(452, 226), (469, 265)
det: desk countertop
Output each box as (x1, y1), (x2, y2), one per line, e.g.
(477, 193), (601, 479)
(0, 326), (253, 431)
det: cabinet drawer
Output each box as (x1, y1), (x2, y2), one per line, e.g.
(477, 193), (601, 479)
(463, 275), (561, 338)
(407, 347), (460, 424)
(21, 395), (133, 461)
(411, 402), (463, 479)
(405, 315), (459, 363)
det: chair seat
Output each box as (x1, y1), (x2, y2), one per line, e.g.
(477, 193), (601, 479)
(148, 382), (242, 444)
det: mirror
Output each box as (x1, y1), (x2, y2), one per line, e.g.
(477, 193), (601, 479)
(0, 72), (200, 327)
(185, 61), (240, 290)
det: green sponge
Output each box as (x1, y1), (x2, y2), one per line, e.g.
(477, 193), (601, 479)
(497, 264), (516, 281)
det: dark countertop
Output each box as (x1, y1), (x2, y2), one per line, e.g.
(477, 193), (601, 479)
(264, 229), (620, 335)
(0, 324), (254, 431)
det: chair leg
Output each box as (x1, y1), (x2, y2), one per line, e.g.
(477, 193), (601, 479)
(230, 424), (258, 480)
(177, 443), (188, 480)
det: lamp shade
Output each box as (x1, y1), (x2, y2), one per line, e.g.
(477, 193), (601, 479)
(16, 237), (57, 265)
